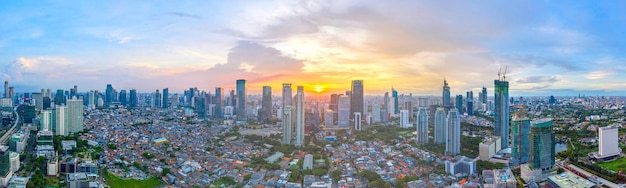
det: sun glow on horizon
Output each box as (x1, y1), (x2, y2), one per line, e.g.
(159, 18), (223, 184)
(313, 85), (324, 93)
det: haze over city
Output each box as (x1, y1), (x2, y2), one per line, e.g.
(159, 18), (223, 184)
(2, 1), (626, 95)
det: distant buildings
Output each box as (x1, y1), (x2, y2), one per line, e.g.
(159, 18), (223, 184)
(350, 80), (364, 122)
(445, 156), (476, 175)
(466, 91), (473, 115)
(337, 95), (350, 128)
(214, 87), (224, 118)
(399, 110), (410, 128)
(494, 79), (510, 148)
(162, 88), (168, 108)
(392, 88), (398, 115)
(482, 169), (517, 188)
(416, 108), (428, 145)
(434, 107), (446, 144)
(446, 109), (460, 156)
(442, 79), (451, 106)
(260, 86), (272, 124)
(521, 119), (555, 183)
(372, 103), (381, 123)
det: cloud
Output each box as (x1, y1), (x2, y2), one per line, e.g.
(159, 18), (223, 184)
(3, 57), (73, 81)
(585, 71), (611, 80)
(516, 76), (560, 84)
(167, 12), (202, 19)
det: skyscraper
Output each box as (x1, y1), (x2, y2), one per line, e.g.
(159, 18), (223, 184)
(162, 88), (169, 108)
(282, 84), (293, 144)
(40, 110), (52, 131)
(443, 79), (450, 106)
(337, 95), (350, 128)
(66, 96), (84, 134)
(52, 105), (68, 136)
(446, 109), (460, 156)
(236, 79), (247, 120)
(400, 110), (410, 128)
(354, 112), (362, 130)
(372, 103), (381, 123)
(154, 89), (161, 108)
(330, 94), (339, 125)
(3, 81), (7, 99)
(416, 108), (428, 145)
(215, 87), (223, 118)
(54, 89), (64, 105)
(105, 84), (113, 107)
(511, 117), (530, 166)
(350, 80), (364, 121)
(596, 126), (621, 160)
(521, 119), (555, 182)
(261, 86), (272, 124)
(294, 86), (305, 146)
(119, 90), (127, 106)
(129, 89), (138, 108)
(455, 95), (463, 113)
(32, 93), (43, 110)
(434, 107), (446, 144)
(494, 79), (510, 148)
(481, 86), (487, 103)
(466, 91), (474, 115)
(383, 92), (389, 122)
(392, 88), (398, 114)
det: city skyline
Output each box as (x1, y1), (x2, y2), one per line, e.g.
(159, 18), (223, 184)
(2, 1), (626, 96)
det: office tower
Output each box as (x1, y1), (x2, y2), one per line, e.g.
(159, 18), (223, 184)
(354, 112), (362, 130)
(548, 96), (557, 105)
(153, 89), (161, 108)
(119, 90), (127, 106)
(3, 81), (7, 98)
(72, 85), (78, 98)
(416, 108), (428, 145)
(400, 110), (410, 128)
(466, 91), (474, 115)
(105, 84), (113, 106)
(481, 87), (487, 103)
(442, 79), (450, 106)
(228, 90), (235, 107)
(162, 88), (169, 108)
(350, 80), (364, 121)
(282, 106), (292, 145)
(455, 95), (463, 113)
(330, 94), (339, 124)
(66, 97), (84, 134)
(8, 87), (13, 101)
(338, 95), (350, 128)
(87, 91), (95, 109)
(294, 86), (305, 146)
(236, 79), (246, 120)
(195, 96), (206, 118)
(521, 119), (555, 182)
(392, 88), (398, 114)
(372, 104), (381, 123)
(596, 126), (621, 160)
(434, 107), (446, 144)
(129, 89), (137, 108)
(446, 109), (460, 156)
(383, 92), (389, 122)
(52, 105), (68, 136)
(0, 146), (9, 179)
(511, 117), (531, 165)
(32, 93), (43, 110)
(215, 87), (223, 118)
(260, 86), (272, 124)
(43, 97), (51, 110)
(53, 89), (64, 106)
(494, 79), (510, 148)
(405, 101), (413, 120)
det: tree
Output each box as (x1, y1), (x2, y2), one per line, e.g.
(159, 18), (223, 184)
(161, 168), (170, 176)
(312, 169), (327, 176)
(331, 170), (342, 182)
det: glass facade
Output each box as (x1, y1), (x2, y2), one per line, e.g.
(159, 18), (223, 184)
(511, 118), (530, 166)
(494, 80), (509, 148)
(529, 119), (555, 171)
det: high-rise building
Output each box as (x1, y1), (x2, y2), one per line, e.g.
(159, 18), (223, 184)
(350, 80), (364, 121)
(129, 89), (138, 108)
(66, 97), (84, 134)
(105, 84), (113, 107)
(521, 119), (555, 182)
(383, 92), (389, 122)
(481, 87), (487, 103)
(294, 86), (305, 146)
(372, 104), (381, 123)
(282, 106), (292, 144)
(330, 94), (339, 125)
(119, 90), (127, 106)
(416, 108), (428, 145)
(392, 88), (398, 114)
(236, 79), (246, 120)
(434, 107), (446, 144)
(8, 87), (13, 102)
(54, 89), (64, 106)
(466, 91), (474, 115)
(153, 89), (161, 108)
(400, 110), (410, 128)
(443, 79), (451, 106)
(446, 109), (460, 156)
(162, 88), (169, 108)
(40, 110), (52, 131)
(494, 79), (510, 148)
(260, 86), (272, 124)
(3, 81), (7, 99)
(511, 117), (531, 166)
(338, 95), (350, 128)
(354, 112), (362, 130)
(595, 126), (621, 160)
(214, 87), (223, 118)
(0, 146), (10, 179)
(32, 93), (43, 110)
(455, 95), (463, 113)
(52, 105), (68, 136)
(195, 96), (206, 118)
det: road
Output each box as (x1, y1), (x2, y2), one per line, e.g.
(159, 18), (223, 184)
(0, 105), (21, 144)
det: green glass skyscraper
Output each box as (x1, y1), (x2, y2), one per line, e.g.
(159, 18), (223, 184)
(511, 117), (530, 166)
(236, 79), (247, 120)
(494, 79), (510, 148)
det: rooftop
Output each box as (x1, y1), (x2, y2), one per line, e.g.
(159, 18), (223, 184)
(548, 172), (595, 188)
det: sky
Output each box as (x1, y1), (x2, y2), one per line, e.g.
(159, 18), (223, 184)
(1, 1), (626, 96)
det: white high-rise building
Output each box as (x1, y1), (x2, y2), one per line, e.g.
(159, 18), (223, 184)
(88, 91), (95, 110)
(596, 126), (621, 159)
(434, 107), (446, 144)
(282, 83), (293, 144)
(400, 110), (410, 128)
(40, 110), (52, 131)
(66, 97), (84, 134)
(53, 105), (68, 136)
(338, 96), (350, 128)
(372, 104), (381, 123)
(354, 112), (362, 130)
(294, 86), (305, 146)
(416, 108), (428, 145)
(446, 109), (460, 156)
